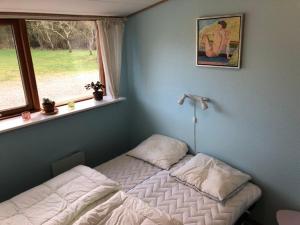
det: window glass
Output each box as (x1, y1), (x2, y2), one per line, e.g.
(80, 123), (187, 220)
(0, 24), (27, 111)
(26, 20), (100, 104)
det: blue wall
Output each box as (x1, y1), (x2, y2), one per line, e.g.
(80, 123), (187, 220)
(125, 0), (300, 224)
(0, 63), (130, 201)
(1, 1), (299, 224)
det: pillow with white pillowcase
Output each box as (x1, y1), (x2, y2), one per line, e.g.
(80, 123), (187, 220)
(127, 134), (188, 170)
(170, 153), (251, 202)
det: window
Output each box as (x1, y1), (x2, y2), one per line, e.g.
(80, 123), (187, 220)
(0, 18), (105, 118)
(0, 20), (39, 118)
(27, 20), (101, 105)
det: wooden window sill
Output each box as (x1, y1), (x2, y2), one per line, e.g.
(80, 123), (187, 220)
(0, 96), (126, 134)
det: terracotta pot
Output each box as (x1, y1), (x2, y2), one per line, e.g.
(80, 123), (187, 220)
(42, 103), (55, 113)
(93, 91), (103, 101)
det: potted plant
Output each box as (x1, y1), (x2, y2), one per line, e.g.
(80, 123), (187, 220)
(42, 98), (55, 113)
(85, 81), (105, 101)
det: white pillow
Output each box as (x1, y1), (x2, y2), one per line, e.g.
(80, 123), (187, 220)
(127, 134), (188, 170)
(171, 153), (251, 202)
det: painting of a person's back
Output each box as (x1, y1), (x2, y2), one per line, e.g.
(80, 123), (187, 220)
(196, 14), (243, 69)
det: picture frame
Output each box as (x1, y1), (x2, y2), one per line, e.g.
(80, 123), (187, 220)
(196, 14), (244, 69)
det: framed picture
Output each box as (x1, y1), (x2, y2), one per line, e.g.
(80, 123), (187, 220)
(196, 14), (244, 69)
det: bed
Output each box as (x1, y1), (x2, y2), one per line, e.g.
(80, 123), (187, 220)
(95, 154), (262, 225)
(0, 165), (181, 225)
(0, 135), (261, 225)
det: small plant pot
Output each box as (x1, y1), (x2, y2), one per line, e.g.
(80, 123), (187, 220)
(93, 91), (103, 101)
(42, 103), (55, 113)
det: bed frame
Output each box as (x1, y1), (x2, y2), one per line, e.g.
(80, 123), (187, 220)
(234, 203), (261, 225)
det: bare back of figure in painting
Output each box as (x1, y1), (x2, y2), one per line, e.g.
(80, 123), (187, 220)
(202, 20), (231, 59)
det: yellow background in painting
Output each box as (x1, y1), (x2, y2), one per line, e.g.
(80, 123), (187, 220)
(199, 17), (241, 44)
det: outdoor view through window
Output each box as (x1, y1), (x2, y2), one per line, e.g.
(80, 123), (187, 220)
(0, 25), (27, 111)
(26, 20), (100, 104)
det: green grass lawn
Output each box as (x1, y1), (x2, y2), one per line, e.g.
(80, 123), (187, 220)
(0, 49), (98, 81)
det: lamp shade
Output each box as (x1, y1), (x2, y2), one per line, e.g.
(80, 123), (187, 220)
(177, 95), (186, 105)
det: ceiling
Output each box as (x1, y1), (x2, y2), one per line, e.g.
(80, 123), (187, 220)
(0, 0), (165, 17)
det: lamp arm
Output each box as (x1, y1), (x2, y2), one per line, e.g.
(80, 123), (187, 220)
(188, 95), (209, 102)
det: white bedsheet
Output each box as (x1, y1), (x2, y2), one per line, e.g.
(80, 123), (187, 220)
(0, 165), (181, 225)
(73, 191), (181, 225)
(95, 154), (161, 192)
(96, 154), (262, 225)
(0, 165), (120, 225)
(128, 170), (261, 225)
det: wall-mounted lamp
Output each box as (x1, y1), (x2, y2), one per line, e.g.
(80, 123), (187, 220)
(177, 93), (209, 153)
(178, 94), (209, 110)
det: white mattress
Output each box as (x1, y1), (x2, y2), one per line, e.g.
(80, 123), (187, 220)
(95, 154), (161, 192)
(95, 154), (262, 225)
